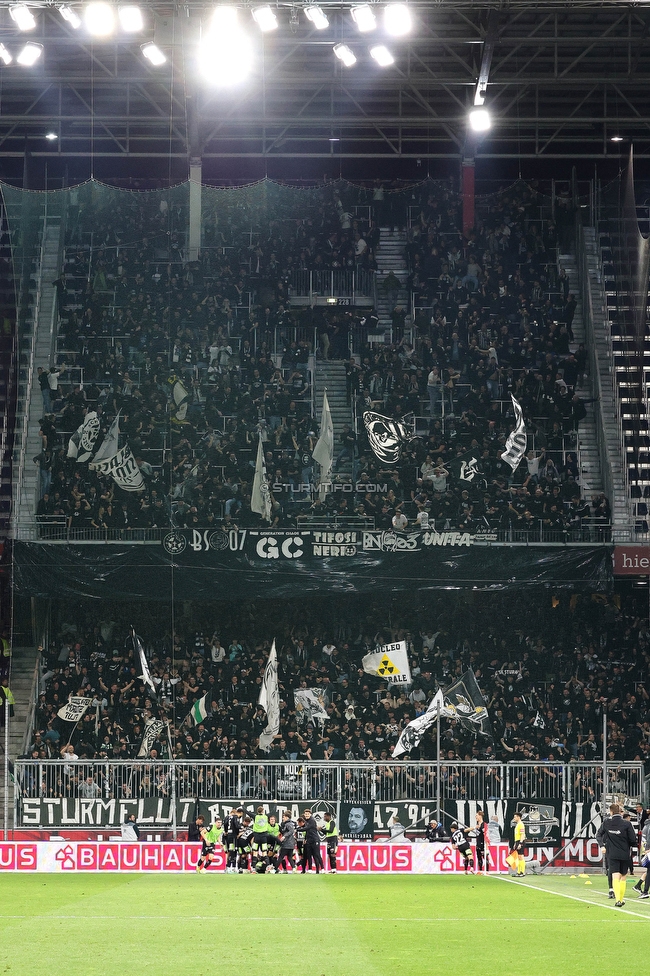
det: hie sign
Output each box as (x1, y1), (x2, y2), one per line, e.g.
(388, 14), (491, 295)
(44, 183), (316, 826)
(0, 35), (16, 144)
(613, 545), (650, 575)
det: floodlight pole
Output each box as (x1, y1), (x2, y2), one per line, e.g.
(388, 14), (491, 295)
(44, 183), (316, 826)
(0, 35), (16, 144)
(436, 710), (441, 822)
(3, 698), (8, 841)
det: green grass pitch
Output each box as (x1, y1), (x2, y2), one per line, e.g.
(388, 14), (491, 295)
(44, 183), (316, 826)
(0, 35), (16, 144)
(1, 872), (648, 975)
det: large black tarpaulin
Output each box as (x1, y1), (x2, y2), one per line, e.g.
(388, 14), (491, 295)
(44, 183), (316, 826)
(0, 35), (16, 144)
(13, 529), (612, 601)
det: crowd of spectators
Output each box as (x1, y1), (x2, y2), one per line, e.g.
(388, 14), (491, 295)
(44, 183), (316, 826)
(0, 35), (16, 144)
(23, 590), (648, 803)
(33, 181), (382, 532)
(341, 182), (600, 538)
(30, 178), (605, 539)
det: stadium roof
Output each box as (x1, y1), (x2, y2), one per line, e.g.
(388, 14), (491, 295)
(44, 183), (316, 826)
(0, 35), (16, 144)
(1, 0), (649, 183)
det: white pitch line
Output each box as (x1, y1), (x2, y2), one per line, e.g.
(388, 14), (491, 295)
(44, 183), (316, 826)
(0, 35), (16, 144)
(491, 874), (650, 921)
(0, 914), (647, 923)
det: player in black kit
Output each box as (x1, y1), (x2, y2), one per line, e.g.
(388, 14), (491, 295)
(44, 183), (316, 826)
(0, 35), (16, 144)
(474, 810), (488, 872)
(597, 802), (637, 906)
(222, 806), (243, 874)
(450, 822), (475, 874)
(236, 816), (254, 873)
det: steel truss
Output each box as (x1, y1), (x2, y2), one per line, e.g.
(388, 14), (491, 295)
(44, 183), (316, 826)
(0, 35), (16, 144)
(0, 2), (648, 165)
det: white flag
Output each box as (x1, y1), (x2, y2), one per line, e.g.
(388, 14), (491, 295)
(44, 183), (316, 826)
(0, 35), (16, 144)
(89, 412), (120, 467)
(294, 688), (329, 724)
(170, 377), (189, 423)
(67, 411), (100, 462)
(362, 640), (412, 686)
(312, 390), (334, 497)
(392, 689), (452, 758)
(57, 696), (93, 723)
(251, 432), (272, 522)
(132, 630), (156, 696)
(501, 395), (527, 471)
(91, 442), (144, 492)
(137, 719), (165, 758)
(258, 641), (280, 753)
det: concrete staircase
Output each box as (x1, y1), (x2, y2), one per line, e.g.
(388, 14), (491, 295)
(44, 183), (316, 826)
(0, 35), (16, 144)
(375, 228), (409, 341)
(314, 361), (354, 478)
(558, 251), (603, 501)
(12, 219), (62, 536)
(0, 647), (40, 799)
(581, 228), (631, 528)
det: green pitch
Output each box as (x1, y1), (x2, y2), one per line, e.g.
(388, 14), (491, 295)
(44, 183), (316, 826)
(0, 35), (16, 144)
(1, 872), (648, 976)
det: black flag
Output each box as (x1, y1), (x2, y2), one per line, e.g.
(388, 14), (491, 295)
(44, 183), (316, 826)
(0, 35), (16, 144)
(443, 669), (492, 738)
(448, 449), (483, 486)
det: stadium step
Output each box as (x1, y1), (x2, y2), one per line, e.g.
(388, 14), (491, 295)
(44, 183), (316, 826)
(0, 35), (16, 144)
(12, 218), (63, 538)
(582, 226), (634, 521)
(374, 228), (409, 341)
(0, 646), (40, 791)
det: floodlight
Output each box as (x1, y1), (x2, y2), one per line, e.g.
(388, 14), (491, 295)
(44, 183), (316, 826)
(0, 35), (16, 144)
(370, 44), (394, 66)
(351, 4), (376, 32)
(45, 132), (58, 140)
(10, 5), (36, 31)
(0, 44), (12, 64)
(611, 135), (623, 143)
(333, 43), (356, 66)
(59, 5), (82, 29)
(469, 108), (491, 132)
(252, 5), (278, 31)
(84, 2), (115, 36)
(141, 41), (166, 65)
(305, 5), (329, 29)
(16, 41), (42, 65)
(207, 5), (239, 33)
(384, 3), (411, 36)
(198, 22), (253, 84)
(118, 6), (144, 32)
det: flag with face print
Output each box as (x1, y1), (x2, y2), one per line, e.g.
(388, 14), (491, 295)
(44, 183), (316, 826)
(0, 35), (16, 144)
(363, 411), (412, 465)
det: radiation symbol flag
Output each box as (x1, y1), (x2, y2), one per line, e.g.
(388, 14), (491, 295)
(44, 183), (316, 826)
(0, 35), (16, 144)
(377, 655), (397, 676)
(361, 641), (412, 686)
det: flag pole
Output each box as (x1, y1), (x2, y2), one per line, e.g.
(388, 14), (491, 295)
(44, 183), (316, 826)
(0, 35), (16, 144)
(168, 722), (177, 841)
(436, 709), (441, 823)
(602, 704), (607, 808)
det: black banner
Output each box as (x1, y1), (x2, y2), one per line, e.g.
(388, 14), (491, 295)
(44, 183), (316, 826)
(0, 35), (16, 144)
(13, 532), (612, 601)
(16, 795), (449, 832)
(340, 802), (375, 840)
(443, 798), (603, 846)
(19, 794), (603, 840)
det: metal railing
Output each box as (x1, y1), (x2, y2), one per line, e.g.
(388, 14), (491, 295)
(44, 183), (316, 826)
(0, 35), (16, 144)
(13, 759), (644, 807)
(13, 214), (50, 527)
(288, 269), (376, 304)
(578, 218), (631, 517)
(15, 518), (636, 543)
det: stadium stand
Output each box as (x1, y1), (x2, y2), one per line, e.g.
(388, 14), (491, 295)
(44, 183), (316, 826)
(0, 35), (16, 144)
(25, 179), (602, 543)
(27, 589), (648, 787)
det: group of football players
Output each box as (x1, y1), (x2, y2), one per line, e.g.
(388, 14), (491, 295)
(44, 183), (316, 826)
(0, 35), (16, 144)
(449, 810), (526, 875)
(194, 806), (339, 874)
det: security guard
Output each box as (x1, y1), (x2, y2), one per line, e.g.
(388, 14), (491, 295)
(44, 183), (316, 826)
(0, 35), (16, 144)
(0, 678), (14, 726)
(320, 812), (339, 873)
(0, 634), (11, 679)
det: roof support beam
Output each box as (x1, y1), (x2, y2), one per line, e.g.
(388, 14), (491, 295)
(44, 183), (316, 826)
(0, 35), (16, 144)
(474, 9), (499, 106)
